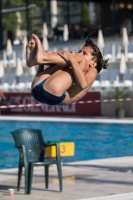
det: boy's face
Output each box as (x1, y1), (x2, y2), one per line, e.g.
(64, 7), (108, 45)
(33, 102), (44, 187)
(78, 47), (96, 66)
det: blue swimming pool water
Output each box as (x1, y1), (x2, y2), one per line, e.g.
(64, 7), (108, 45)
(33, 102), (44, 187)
(0, 120), (133, 169)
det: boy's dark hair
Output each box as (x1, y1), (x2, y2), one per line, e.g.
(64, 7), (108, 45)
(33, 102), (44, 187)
(84, 33), (108, 73)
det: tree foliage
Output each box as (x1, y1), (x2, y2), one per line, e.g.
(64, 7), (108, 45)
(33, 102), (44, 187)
(2, 0), (47, 32)
(2, 0), (24, 32)
(80, 3), (90, 27)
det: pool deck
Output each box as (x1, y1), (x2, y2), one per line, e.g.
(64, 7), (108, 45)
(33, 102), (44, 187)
(0, 116), (133, 199)
(0, 115), (133, 123)
(0, 156), (133, 200)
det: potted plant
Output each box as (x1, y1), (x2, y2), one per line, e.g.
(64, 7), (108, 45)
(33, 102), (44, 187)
(105, 87), (132, 118)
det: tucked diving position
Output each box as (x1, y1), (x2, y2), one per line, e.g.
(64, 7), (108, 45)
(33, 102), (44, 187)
(26, 34), (108, 105)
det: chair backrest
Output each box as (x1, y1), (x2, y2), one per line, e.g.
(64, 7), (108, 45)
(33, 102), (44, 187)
(115, 43), (121, 55)
(109, 68), (119, 82)
(128, 43), (133, 53)
(9, 73), (15, 85)
(99, 69), (110, 81)
(12, 129), (45, 162)
(103, 44), (112, 55)
(1, 73), (8, 84)
(123, 68), (132, 81)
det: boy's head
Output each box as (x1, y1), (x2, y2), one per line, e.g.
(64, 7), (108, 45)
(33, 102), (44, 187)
(84, 38), (108, 73)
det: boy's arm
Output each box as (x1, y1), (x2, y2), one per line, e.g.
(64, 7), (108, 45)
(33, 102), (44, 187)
(39, 51), (68, 66)
(32, 34), (82, 67)
(36, 51), (83, 67)
(71, 58), (97, 89)
(58, 51), (97, 89)
(0, 90), (7, 100)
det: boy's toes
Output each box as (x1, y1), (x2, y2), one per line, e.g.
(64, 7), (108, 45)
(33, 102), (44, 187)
(32, 34), (39, 41)
(30, 39), (35, 43)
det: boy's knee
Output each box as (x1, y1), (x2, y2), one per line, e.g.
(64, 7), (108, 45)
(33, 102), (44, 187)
(44, 79), (64, 96)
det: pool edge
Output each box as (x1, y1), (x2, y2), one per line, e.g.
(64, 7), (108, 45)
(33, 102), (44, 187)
(0, 116), (133, 123)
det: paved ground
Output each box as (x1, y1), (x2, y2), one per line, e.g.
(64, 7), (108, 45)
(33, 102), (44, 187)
(0, 156), (133, 200)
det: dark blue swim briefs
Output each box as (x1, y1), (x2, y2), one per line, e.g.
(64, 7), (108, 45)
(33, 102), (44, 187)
(31, 80), (66, 105)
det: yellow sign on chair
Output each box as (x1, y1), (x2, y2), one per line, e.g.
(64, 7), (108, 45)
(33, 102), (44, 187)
(45, 142), (75, 157)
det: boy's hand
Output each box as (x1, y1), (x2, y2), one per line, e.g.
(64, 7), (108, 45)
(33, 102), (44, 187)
(45, 50), (52, 53)
(58, 50), (76, 65)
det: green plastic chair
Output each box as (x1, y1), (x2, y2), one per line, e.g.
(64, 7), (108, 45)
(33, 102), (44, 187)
(11, 129), (62, 194)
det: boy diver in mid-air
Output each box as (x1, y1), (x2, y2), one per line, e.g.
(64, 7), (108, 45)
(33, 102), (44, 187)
(26, 33), (108, 105)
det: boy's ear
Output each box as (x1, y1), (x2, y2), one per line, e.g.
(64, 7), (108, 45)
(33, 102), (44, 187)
(90, 61), (97, 68)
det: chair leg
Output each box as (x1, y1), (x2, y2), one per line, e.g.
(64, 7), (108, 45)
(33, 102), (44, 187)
(24, 164), (30, 194)
(57, 162), (62, 192)
(45, 166), (49, 189)
(28, 164), (33, 194)
(17, 164), (23, 191)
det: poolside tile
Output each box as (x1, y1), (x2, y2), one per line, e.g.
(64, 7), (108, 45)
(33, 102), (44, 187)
(0, 157), (133, 200)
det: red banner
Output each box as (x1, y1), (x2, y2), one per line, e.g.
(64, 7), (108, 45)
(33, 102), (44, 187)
(1, 92), (101, 116)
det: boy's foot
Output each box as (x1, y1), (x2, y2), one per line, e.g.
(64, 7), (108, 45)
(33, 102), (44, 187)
(26, 39), (38, 67)
(32, 34), (46, 64)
